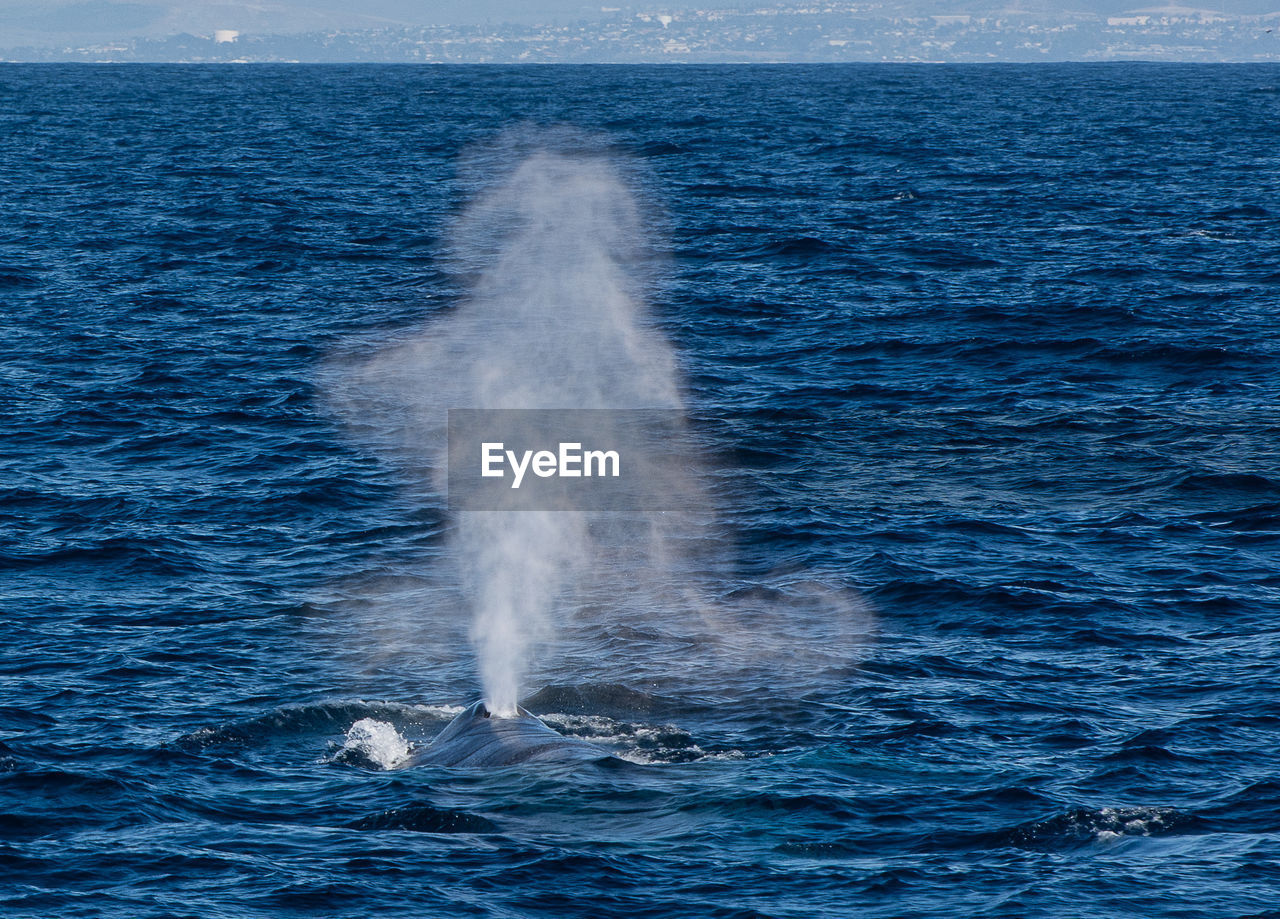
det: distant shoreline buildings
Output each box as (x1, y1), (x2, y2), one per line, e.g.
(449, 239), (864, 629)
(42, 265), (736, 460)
(5, 2), (1279, 63)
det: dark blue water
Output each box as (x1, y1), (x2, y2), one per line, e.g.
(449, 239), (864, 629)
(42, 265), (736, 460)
(3, 64), (1280, 917)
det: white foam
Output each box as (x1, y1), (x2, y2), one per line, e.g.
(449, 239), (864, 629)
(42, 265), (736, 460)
(539, 711), (712, 763)
(1091, 806), (1176, 841)
(341, 718), (412, 769)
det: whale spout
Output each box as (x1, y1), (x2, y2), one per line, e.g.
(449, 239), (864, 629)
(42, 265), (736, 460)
(410, 700), (610, 768)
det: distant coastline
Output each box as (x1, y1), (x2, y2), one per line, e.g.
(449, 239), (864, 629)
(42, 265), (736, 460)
(4, 2), (1279, 64)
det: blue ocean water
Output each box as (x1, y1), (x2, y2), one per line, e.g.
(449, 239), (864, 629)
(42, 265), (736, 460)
(3, 63), (1280, 917)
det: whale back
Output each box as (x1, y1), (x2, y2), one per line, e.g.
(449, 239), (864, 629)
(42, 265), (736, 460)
(412, 700), (608, 768)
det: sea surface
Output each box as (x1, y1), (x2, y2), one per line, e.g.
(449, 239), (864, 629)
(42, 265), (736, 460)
(3, 63), (1280, 917)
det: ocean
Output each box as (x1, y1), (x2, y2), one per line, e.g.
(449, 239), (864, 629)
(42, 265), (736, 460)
(2, 63), (1280, 917)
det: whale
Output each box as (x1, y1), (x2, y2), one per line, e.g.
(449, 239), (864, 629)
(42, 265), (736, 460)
(410, 700), (610, 768)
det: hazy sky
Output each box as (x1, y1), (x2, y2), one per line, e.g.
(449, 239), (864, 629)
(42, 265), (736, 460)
(2, 0), (1276, 48)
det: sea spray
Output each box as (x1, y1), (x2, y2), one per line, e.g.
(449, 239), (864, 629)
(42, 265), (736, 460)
(334, 142), (698, 715)
(336, 718), (412, 769)
(329, 136), (870, 711)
